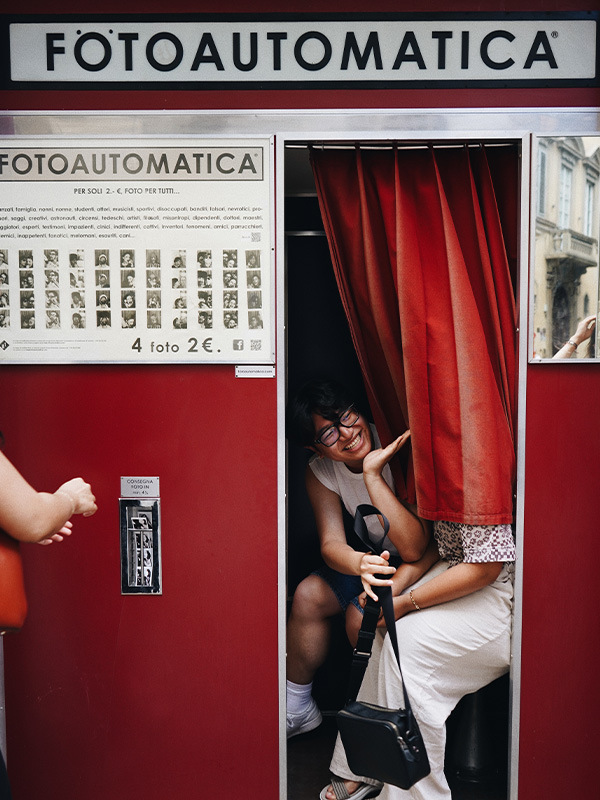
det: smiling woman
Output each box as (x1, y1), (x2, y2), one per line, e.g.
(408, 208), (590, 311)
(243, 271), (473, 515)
(311, 406), (372, 472)
(285, 378), (430, 740)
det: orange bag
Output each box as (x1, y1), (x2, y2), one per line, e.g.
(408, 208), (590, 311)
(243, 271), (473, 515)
(0, 529), (27, 634)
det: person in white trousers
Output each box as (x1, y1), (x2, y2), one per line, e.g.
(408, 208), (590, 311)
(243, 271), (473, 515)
(322, 520), (515, 800)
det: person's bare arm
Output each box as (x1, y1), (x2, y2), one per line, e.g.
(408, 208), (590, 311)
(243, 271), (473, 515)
(0, 450), (97, 543)
(553, 315), (596, 359)
(356, 538), (440, 607)
(379, 559), (503, 625)
(307, 466), (395, 600)
(362, 431), (430, 561)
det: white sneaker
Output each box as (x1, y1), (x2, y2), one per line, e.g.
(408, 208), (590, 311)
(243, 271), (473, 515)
(286, 697), (323, 739)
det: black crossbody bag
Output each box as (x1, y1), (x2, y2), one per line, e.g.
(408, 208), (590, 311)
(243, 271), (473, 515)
(337, 504), (430, 790)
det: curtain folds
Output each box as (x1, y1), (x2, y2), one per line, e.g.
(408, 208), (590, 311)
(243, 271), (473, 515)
(311, 145), (517, 524)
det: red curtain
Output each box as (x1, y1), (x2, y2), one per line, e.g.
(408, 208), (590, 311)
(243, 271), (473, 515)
(311, 144), (517, 524)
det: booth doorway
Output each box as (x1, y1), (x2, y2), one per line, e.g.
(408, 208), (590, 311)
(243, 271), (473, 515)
(284, 139), (520, 800)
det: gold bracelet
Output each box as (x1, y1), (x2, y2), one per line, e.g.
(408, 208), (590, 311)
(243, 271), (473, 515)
(409, 590), (421, 611)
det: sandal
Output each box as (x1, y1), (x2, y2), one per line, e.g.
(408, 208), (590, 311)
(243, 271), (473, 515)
(319, 776), (382, 800)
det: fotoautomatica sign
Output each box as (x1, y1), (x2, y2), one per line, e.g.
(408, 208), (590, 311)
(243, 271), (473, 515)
(0, 139), (274, 364)
(1, 12), (598, 89)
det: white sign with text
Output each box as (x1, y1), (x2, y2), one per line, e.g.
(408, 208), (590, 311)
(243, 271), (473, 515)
(0, 138), (273, 364)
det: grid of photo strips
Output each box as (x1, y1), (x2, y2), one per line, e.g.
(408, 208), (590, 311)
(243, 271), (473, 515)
(0, 247), (264, 333)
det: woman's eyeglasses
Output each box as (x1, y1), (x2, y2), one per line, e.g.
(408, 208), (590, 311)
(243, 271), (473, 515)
(314, 406), (359, 447)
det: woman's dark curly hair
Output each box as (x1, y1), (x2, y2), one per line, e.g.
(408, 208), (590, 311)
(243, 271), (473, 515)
(286, 378), (356, 447)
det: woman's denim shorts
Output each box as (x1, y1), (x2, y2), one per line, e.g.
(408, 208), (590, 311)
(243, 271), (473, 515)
(312, 564), (364, 612)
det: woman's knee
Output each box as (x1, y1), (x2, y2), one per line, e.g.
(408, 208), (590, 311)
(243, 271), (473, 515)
(291, 574), (340, 619)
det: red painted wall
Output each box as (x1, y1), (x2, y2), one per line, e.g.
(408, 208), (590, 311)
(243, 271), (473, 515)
(519, 365), (600, 799)
(1, 366), (278, 799)
(1, 2), (599, 799)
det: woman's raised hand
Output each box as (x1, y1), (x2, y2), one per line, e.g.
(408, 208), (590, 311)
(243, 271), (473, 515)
(572, 315), (596, 345)
(362, 430), (411, 478)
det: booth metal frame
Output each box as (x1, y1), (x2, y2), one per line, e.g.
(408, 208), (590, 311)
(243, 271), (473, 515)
(1, 107), (599, 800)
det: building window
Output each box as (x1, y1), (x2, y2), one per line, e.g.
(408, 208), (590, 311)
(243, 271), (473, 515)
(584, 179), (595, 237)
(537, 147), (547, 217)
(559, 164), (572, 229)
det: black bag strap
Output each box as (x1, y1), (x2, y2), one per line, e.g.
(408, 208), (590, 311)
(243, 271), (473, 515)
(346, 593), (381, 701)
(347, 506), (414, 717)
(346, 504), (390, 699)
(353, 503), (391, 556)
